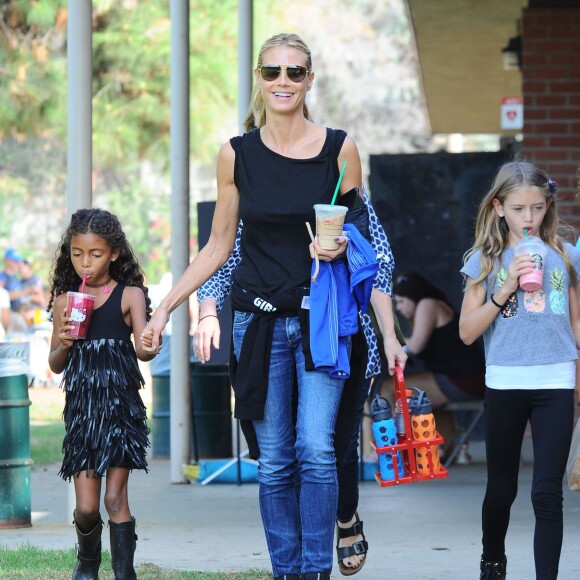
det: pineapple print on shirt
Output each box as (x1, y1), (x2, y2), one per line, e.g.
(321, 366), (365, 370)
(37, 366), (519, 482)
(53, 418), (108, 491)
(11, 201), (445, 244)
(496, 268), (518, 317)
(549, 268), (566, 315)
(523, 287), (546, 313)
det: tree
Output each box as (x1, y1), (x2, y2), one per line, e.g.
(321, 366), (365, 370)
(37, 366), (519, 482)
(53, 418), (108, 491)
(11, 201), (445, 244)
(0, 0), (241, 278)
(0, 0), (68, 141)
(0, 0), (431, 281)
(0, 0), (239, 165)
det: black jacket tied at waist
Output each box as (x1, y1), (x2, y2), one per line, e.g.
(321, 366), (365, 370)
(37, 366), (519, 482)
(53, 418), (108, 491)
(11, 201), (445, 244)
(229, 284), (312, 459)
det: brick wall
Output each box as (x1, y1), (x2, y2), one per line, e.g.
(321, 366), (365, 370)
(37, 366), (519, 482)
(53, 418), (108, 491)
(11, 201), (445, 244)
(522, 7), (580, 230)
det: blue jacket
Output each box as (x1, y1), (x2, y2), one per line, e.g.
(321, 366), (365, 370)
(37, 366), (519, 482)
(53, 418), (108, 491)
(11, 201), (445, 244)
(309, 224), (379, 378)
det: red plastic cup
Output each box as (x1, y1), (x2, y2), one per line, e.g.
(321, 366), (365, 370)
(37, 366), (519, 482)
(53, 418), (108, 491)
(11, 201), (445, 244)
(66, 291), (96, 339)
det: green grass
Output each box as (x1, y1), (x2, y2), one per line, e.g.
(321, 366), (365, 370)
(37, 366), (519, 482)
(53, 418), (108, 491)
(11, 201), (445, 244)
(28, 388), (65, 468)
(30, 422), (65, 466)
(0, 545), (272, 579)
(29, 390), (64, 423)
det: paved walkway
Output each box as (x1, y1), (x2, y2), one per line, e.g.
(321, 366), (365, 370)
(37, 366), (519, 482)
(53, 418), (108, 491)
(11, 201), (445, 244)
(2, 456), (580, 579)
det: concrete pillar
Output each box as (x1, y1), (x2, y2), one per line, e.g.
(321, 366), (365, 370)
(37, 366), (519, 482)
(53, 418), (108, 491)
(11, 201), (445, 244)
(169, 0), (191, 483)
(66, 0), (93, 213)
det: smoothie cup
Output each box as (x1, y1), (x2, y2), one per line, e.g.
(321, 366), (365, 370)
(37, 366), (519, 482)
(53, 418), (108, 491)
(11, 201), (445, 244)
(313, 204), (348, 250)
(514, 236), (547, 291)
(66, 291), (96, 339)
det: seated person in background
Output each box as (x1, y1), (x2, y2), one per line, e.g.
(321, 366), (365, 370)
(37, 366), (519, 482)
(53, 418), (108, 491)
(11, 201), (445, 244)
(18, 258), (47, 310)
(0, 250), (45, 312)
(0, 283), (28, 338)
(381, 269), (486, 449)
(0, 247), (24, 310)
(16, 303), (38, 331)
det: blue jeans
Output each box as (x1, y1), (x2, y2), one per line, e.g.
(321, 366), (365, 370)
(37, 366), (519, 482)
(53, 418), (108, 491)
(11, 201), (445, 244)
(233, 312), (345, 576)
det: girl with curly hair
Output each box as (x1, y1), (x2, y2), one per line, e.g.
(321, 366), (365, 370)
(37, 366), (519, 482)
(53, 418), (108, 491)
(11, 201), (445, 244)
(48, 208), (157, 580)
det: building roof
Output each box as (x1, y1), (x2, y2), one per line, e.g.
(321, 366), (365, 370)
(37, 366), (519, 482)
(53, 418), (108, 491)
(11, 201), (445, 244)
(407, 0), (526, 134)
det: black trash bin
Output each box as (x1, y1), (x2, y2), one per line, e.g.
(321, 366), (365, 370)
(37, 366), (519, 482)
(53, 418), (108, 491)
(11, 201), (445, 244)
(151, 375), (170, 458)
(190, 364), (232, 459)
(150, 335), (172, 458)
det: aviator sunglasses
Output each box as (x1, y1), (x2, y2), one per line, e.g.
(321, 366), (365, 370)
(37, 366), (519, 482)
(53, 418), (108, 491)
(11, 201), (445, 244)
(258, 64), (310, 83)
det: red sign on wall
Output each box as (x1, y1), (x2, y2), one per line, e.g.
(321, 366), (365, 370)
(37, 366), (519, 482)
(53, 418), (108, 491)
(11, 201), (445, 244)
(501, 96), (523, 130)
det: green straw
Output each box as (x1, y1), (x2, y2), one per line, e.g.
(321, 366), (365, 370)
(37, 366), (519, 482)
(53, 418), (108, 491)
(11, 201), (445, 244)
(330, 161), (347, 205)
(524, 227), (529, 240)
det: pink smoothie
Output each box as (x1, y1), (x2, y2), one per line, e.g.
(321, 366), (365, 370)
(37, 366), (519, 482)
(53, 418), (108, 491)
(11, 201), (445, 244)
(519, 266), (544, 292)
(67, 291), (96, 339)
(515, 236), (547, 292)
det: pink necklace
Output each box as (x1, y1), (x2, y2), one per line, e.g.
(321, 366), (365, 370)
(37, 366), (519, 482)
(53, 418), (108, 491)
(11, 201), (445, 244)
(85, 277), (112, 294)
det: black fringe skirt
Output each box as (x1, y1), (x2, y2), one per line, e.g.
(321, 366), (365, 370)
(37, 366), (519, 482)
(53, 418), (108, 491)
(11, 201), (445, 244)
(59, 338), (150, 480)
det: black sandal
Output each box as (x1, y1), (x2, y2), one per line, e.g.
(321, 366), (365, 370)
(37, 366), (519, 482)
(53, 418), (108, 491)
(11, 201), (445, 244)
(336, 512), (368, 576)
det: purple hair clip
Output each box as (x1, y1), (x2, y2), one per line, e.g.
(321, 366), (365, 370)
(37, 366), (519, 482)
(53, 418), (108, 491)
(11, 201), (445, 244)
(547, 179), (557, 197)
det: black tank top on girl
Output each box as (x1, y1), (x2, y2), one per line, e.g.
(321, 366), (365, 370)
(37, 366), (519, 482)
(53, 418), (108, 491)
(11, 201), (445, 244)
(85, 283), (131, 341)
(231, 127), (347, 303)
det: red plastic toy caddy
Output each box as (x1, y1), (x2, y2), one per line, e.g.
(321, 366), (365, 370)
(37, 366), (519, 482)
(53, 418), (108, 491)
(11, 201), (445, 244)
(371, 366), (448, 487)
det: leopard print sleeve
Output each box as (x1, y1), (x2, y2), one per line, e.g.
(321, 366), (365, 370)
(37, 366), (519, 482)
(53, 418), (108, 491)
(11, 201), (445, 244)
(361, 186), (396, 377)
(197, 220), (243, 312)
(364, 185), (394, 295)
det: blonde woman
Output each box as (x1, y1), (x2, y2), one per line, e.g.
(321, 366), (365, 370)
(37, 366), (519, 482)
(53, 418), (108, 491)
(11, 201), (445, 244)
(142, 33), (405, 579)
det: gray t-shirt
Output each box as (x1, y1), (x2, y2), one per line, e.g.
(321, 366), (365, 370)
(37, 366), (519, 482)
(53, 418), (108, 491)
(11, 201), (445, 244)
(461, 243), (580, 366)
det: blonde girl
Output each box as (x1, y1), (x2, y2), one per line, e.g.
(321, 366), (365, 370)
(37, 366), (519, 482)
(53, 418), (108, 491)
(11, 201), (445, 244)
(459, 161), (580, 580)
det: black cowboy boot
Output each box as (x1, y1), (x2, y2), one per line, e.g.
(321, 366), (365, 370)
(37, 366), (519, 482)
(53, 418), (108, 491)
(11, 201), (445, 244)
(302, 574), (331, 580)
(274, 575), (301, 580)
(480, 555), (507, 580)
(72, 513), (103, 580)
(109, 517), (138, 580)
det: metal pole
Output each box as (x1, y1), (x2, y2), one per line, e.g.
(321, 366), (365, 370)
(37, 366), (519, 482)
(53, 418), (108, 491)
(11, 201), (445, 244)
(238, 0), (253, 135)
(66, 0), (93, 521)
(169, 0), (191, 483)
(66, 0), (93, 214)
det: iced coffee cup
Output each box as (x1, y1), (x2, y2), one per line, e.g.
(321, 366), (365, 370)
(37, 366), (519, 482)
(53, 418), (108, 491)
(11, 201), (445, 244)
(313, 204), (348, 250)
(66, 291), (96, 339)
(514, 236), (547, 291)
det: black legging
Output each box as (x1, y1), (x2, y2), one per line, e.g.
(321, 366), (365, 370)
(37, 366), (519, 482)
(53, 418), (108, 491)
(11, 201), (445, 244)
(334, 328), (368, 523)
(482, 387), (574, 580)
(336, 376), (370, 522)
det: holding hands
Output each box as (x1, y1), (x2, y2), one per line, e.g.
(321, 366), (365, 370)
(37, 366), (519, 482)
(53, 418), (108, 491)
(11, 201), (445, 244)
(141, 327), (161, 354)
(141, 307), (169, 354)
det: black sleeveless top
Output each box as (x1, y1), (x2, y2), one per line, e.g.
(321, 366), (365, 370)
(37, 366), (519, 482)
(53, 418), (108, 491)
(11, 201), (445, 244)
(231, 127), (347, 303)
(85, 283), (132, 341)
(419, 313), (485, 377)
